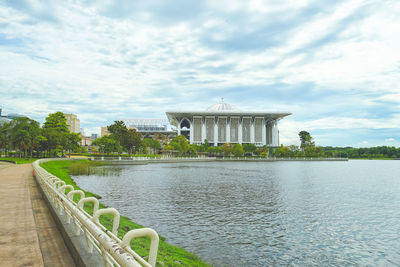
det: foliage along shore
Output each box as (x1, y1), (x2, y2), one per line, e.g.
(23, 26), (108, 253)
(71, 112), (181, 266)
(1, 111), (399, 160)
(40, 160), (211, 267)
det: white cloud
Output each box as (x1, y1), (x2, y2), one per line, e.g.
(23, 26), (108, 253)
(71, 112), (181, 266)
(279, 115), (400, 146)
(377, 94), (400, 103)
(1, 0), (400, 141)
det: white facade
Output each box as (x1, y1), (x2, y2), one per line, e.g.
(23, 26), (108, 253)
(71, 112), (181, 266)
(166, 102), (291, 147)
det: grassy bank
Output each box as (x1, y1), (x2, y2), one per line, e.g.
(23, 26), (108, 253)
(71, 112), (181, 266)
(40, 160), (211, 267)
(0, 157), (38, 164)
(349, 158), (397, 160)
(69, 153), (159, 158)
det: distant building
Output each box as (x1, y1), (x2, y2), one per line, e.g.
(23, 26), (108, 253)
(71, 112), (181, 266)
(6, 113), (26, 119)
(91, 133), (99, 140)
(0, 109), (25, 125)
(101, 125), (143, 136)
(122, 118), (176, 139)
(0, 109), (9, 126)
(80, 136), (92, 146)
(166, 100), (291, 147)
(64, 113), (80, 133)
(101, 126), (110, 137)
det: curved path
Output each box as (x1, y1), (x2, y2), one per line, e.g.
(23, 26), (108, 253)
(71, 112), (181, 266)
(0, 163), (75, 266)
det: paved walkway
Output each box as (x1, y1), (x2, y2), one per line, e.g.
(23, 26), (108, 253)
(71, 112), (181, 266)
(0, 163), (75, 267)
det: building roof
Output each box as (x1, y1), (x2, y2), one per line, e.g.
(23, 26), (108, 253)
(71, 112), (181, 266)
(166, 101), (291, 127)
(206, 102), (241, 112)
(122, 118), (169, 127)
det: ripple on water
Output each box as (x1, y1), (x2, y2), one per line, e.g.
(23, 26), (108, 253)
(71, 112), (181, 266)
(73, 160), (400, 266)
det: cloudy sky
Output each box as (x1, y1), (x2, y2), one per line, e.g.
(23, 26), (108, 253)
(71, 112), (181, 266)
(1, 0), (400, 147)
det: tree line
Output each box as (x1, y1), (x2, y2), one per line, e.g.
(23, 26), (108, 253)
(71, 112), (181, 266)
(0, 112), (80, 157)
(2, 116), (398, 159)
(164, 131), (400, 159)
(163, 130), (323, 157)
(0, 116), (164, 157)
(93, 121), (143, 155)
(322, 146), (400, 159)
(92, 120), (165, 156)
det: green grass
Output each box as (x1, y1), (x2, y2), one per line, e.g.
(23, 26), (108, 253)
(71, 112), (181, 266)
(0, 157), (38, 164)
(67, 160), (106, 175)
(70, 153), (159, 158)
(40, 160), (211, 267)
(349, 157), (396, 160)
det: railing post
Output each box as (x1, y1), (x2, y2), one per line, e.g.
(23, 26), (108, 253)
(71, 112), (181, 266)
(121, 228), (159, 267)
(92, 208), (120, 235)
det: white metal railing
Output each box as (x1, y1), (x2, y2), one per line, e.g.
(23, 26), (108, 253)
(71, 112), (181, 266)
(32, 159), (159, 267)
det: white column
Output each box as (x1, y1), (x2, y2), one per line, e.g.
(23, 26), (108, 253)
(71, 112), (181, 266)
(214, 117), (218, 146)
(177, 119), (181, 136)
(250, 117), (255, 144)
(262, 118), (267, 146)
(267, 125), (272, 145)
(226, 117), (230, 143)
(201, 117), (206, 143)
(272, 121), (279, 147)
(238, 117), (243, 144)
(189, 120), (193, 144)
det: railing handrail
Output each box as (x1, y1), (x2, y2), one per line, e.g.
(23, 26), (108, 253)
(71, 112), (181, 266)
(32, 159), (159, 267)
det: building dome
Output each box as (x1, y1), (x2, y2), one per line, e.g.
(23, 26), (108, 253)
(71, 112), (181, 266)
(206, 101), (241, 112)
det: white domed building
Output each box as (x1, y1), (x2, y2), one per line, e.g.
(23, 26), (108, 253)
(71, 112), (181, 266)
(166, 100), (291, 147)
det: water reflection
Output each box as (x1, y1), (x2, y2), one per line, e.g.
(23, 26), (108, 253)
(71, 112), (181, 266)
(73, 161), (400, 266)
(89, 166), (122, 176)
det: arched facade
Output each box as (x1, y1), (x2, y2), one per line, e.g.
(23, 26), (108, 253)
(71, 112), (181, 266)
(166, 102), (291, 147)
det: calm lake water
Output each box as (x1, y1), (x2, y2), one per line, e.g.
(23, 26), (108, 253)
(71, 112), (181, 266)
(73, 160), (400, 266)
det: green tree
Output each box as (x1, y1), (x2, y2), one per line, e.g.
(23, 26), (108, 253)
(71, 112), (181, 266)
(107, 121), (142, 155)
(207, 146), (223, 156)
(242, 143), (257, 155)
(65, 132), (81, 157)
(154, 133), (169, 149)
(232, 144), (245, 157)
(299, 130), (314, 148)
(203, 139), (210, 149)
(196, 140), (210, 152)
(143, 138), (161, 155)
(273, 144), (293, 157)
(0, 121), (10, 156)
(222, 143), (234, 156)
(125, 129), (143, 155)
(108, 121), (127, 142)
(168, 135), (190, 156)
(93, 135), (121, 155)
(43, 112), (69, 132)
(43, 112), (70, 156)
(189, 144), (201, 153)
(8, 117), (41, 157)
(187, 144), (197, 156)
(35, 134), (48, 157)
(288, 145), (300, 154)
(164, 144), (175, 152)
(107, 120), (127, 155)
